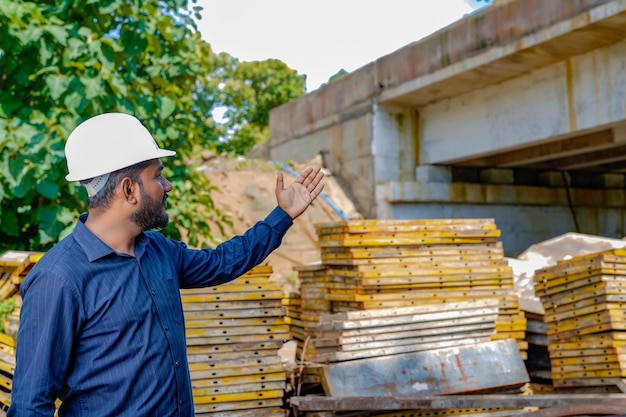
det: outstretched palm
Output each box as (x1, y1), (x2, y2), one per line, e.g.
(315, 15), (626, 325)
(275, 166), (325, 219)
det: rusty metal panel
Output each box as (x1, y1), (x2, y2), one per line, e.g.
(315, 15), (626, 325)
(319, 339), (528, 397)
(289, 393), (626, 411)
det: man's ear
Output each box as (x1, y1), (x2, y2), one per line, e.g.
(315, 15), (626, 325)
(120, 178), (137, 203)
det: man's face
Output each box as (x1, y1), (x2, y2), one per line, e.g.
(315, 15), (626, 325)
(130, 160), (172, 230)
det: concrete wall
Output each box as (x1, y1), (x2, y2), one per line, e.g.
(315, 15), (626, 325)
(421, 39), (626, 164)
(377, 177), (626, 256)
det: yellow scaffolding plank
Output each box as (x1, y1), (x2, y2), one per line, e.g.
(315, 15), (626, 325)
(546, 294), (626, 317)
(184, 307), (286, 321)
(192, 381), (285, 397)
(319, 235), (500, 248)
(186, 340), (284, 356)
(181, 290), (284, 303)
(551, 354), (626, 367)
(188, 355), (281, 372)
(181, 283), (282, 295)
(194, 398), (283, 414)
(186, 324), (290, 338)
(186, 331), (291, 346)
(539, 281), (626, 306)
(321, 242), (503, 260)
(191, 372), (287, 387)
(185, 316), (286, 329)
(545, 302), (626, 323)
(552, 368), (626, 380)
(193, 389), (284, 405)
(535, 273), (626, 296)
(190, 363), (285, 380)
(316, 218), (496, 229)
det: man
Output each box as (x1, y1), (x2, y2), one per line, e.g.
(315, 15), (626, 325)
(8, 112), (324, 416)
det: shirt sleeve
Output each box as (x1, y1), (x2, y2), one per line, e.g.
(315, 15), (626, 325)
(174, 206), (293, 288)
(8, 271), (79, 417)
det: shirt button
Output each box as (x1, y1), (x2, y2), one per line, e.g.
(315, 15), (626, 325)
(164, 326), (169, 331)
(175, 361), (180, 367)
(179, 400), (183, 405)
(151, 291), (156, 296)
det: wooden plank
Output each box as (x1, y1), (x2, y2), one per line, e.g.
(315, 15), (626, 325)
(186, 324), (290, 338)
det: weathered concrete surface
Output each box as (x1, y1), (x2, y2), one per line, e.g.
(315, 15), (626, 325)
(263, 0), (626, 256)
(420, 39), (626, 165)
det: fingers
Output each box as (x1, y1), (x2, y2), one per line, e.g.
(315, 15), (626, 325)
(303, 166), (324, 193)
(275, 171), (284, 195)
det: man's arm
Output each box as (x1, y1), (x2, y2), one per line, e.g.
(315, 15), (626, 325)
(8, 271), (77, 416)
(175, 166), (324, 288)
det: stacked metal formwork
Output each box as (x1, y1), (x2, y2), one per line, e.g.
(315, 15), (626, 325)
(180, 264), (289, 416)
(313, 219), (527, 359)
(534, 249), (626, 390)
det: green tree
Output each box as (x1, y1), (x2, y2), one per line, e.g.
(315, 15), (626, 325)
(328, 68), (348, 84)
(0, 0), (230, 251)
(215, 55), (306, 155)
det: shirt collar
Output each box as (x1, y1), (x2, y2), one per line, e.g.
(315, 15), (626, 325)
(73, 213), (149, 261)
(73, 214), (116, 262)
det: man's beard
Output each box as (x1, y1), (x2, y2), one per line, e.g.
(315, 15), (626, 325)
(131, 188), (169, 231)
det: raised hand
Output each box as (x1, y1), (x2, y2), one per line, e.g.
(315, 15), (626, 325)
(275, 166), (325, 219)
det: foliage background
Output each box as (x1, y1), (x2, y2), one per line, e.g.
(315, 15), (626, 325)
(0, 0), (306, 252)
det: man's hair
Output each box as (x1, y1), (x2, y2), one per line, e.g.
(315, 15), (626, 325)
(82, 160), (151, 209)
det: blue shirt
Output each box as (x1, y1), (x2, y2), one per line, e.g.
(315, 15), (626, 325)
(8, 207), (293, 417)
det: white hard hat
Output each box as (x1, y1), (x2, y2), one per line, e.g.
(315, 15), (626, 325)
(65, 112), (176, 182)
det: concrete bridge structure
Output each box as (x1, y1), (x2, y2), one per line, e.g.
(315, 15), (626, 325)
(261, 0), (626, 255)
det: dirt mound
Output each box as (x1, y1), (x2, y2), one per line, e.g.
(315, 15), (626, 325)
(198, 155), (362, 293)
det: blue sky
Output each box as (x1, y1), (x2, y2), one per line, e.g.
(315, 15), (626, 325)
(195, 0), (489, 91)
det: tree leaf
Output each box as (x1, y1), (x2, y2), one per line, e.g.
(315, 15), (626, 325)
(36, 181), (60, 199)
(45, 74), (71, 100)
(159, 96), (176, 119)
